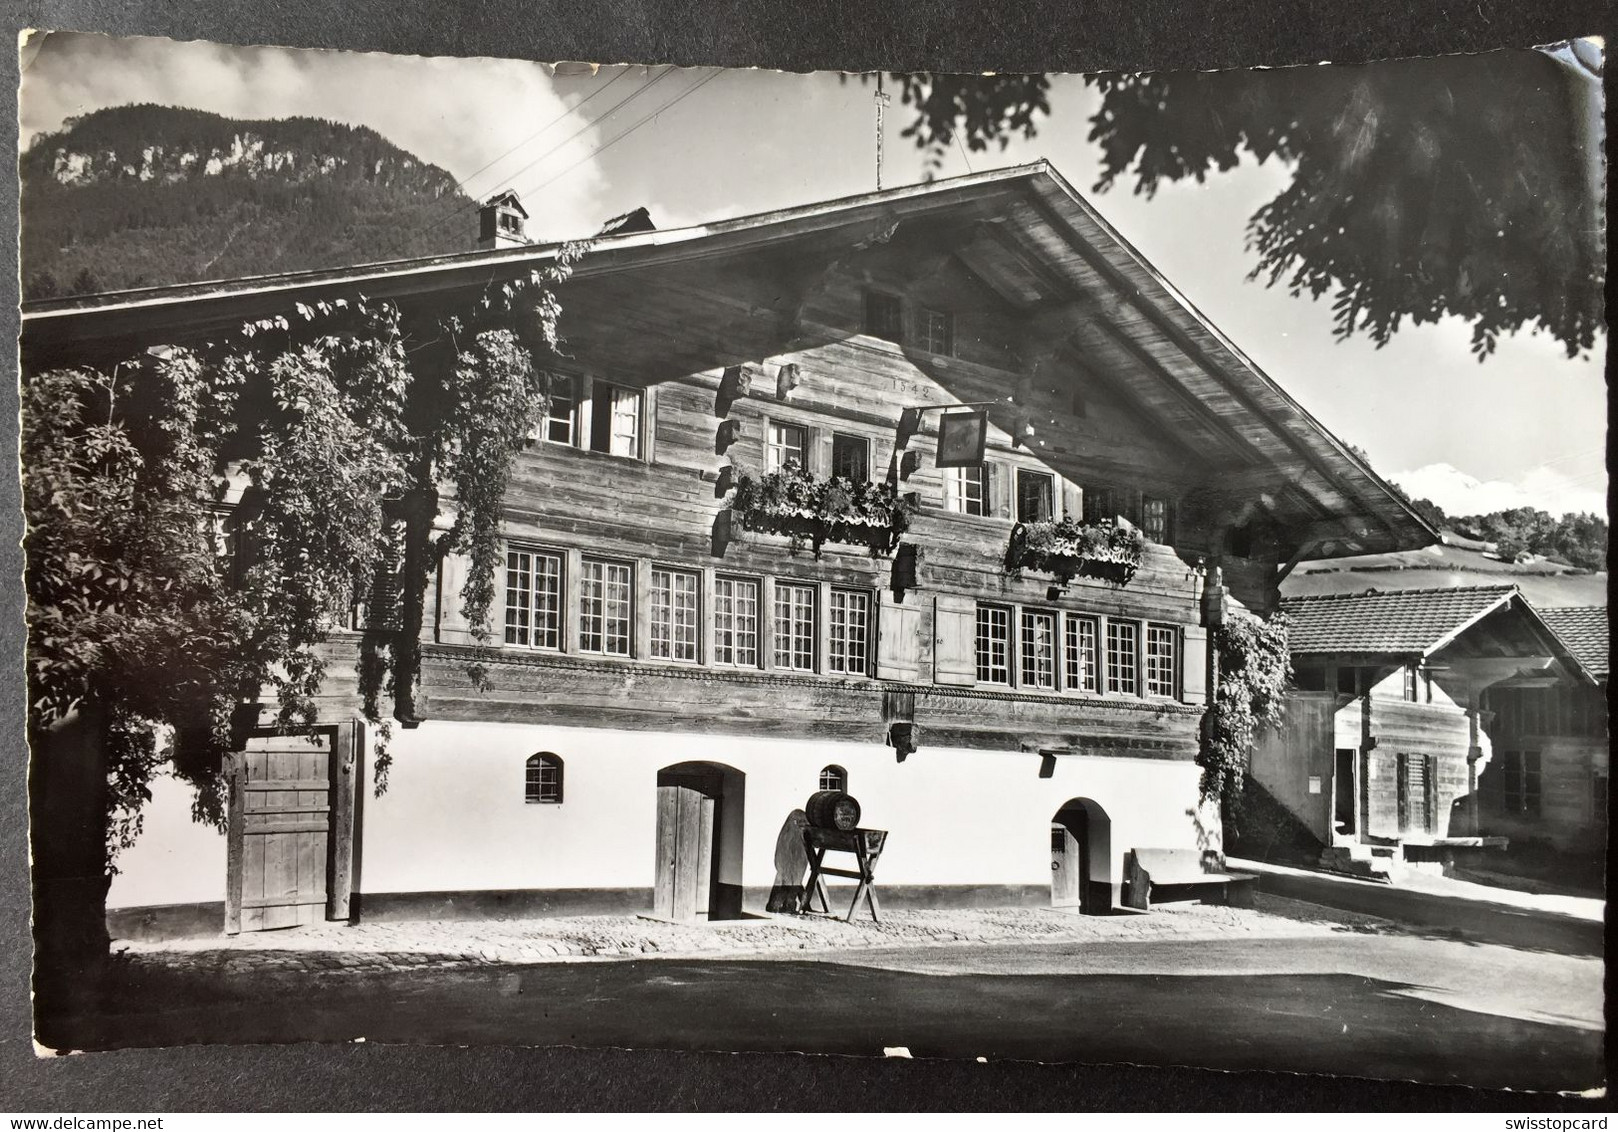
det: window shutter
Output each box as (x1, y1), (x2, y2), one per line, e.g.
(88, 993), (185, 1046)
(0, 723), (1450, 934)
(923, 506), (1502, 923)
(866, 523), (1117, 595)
(436, 551), (476, 644)
(1061, 478), (1084, 523)
(876, 593), (927, 683)
(1396, 753), (1410, 831)
(986, 461), (1009, 520)
(933, 593), (977, 686)
(1180, 625), (1208, 704)
(1424, 754), (1438, 834)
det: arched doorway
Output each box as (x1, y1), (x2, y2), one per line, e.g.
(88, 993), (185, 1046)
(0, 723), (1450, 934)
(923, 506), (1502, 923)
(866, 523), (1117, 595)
(655, 761), (746, 921)
(1051, 798), (1112, 914)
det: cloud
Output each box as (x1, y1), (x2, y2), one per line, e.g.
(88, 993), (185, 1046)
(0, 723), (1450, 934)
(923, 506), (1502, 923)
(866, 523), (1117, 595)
(20, 32), (624, 241)
(1391, 462), (1608, 518)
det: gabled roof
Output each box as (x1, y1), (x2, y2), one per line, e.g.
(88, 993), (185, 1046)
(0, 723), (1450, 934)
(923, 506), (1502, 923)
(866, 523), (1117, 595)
(483, 189), (528, 218)
(20, 161), (1436, 560)
(1283, 585), (1522, 657)
(1535, 606), (1609, 681)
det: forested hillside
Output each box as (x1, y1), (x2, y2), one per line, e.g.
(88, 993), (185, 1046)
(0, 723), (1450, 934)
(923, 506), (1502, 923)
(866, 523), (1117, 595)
(21, 105), (476, 296)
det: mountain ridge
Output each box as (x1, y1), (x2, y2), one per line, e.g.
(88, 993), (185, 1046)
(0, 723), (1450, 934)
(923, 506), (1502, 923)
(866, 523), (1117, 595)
(22, 105), (479, 296)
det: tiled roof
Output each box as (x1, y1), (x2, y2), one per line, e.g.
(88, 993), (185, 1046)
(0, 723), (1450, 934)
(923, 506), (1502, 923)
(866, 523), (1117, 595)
(1535, 606), (1610, 680)
(1281, 585), (1519, 656)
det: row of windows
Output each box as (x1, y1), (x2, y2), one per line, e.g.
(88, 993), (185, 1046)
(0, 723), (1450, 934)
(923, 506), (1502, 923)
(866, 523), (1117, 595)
(506, 550), (875, 675)
(525, 753), (847, 805)
(532, 374), (1176, 544)
(974, 603), (1179, 698)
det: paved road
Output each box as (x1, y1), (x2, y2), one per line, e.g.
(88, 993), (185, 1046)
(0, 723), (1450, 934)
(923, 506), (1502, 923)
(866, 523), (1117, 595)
(67, 929), (1603, 1093)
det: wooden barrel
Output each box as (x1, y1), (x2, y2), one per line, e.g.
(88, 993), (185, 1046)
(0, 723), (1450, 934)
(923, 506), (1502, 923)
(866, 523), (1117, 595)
(805, 790), (861, 831)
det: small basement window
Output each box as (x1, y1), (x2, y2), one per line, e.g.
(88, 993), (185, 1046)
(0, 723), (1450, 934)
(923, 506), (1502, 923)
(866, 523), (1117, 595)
(526, 753), (564, 804)
(819, 764), (848, 792)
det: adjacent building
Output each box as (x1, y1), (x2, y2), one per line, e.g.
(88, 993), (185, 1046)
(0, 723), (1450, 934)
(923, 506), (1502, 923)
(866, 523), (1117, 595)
(21, 162), (1437, 937)
(1248, 585), (1593, 878)
(1477, 605), (1608, 861)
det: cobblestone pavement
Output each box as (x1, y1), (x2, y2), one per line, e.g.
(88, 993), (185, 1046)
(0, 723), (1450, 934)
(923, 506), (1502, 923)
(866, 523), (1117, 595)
(119, 895), (1395, 979)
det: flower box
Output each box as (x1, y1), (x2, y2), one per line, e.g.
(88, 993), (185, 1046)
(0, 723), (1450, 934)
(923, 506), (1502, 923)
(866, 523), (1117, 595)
(1004, 517), (1146, 587)
(729, 461), (912, 556)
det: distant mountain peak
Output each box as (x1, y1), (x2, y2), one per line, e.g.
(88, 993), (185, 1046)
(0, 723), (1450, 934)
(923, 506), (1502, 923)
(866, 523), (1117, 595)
(22, 104), (476, 297)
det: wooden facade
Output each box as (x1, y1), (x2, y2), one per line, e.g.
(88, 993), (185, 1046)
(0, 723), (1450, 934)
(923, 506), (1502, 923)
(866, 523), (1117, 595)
(27, 164), (1441, 929)
(1478, 681), (1608, 853)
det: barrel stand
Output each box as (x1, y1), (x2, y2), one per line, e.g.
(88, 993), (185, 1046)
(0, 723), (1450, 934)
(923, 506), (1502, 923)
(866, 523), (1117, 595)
(801, 827), (888, 923)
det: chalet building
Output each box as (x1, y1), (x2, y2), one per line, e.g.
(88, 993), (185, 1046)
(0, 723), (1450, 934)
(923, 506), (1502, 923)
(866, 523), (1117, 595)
(1477, 605), (1609, 860)
(22, 162), (1436, 937)
(1250, 585), (1586, 878)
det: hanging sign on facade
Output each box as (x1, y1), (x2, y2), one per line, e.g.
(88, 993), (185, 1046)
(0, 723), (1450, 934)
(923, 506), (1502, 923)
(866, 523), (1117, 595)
(935, 409), (988, 468)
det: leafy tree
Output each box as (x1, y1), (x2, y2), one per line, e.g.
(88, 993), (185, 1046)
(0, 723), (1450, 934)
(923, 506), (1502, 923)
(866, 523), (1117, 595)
(25, 247), (586, 1022)
(24, 270), (59, 299)
(893, 47), (1603, 359)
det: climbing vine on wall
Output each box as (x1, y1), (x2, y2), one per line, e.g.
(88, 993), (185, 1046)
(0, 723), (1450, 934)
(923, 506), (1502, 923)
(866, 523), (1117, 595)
(23, 241), (591, 863)
(1198, 608), (1292, 805)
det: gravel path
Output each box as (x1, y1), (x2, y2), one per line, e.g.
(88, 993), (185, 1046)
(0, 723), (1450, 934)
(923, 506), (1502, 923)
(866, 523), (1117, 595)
(121, 895), (1397, 977)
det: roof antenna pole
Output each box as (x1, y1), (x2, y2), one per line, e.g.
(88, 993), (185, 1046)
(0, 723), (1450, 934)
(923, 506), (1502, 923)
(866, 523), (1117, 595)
(874, 72), (890, 191)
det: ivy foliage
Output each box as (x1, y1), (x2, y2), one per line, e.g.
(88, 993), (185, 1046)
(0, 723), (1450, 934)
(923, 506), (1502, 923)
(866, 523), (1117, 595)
(1198, 609), (1292, 805)
(23, 243), (589, 863)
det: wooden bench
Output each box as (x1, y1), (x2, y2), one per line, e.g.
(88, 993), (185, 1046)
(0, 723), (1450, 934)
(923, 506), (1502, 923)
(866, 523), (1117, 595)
(1120, 848), (1258, 911)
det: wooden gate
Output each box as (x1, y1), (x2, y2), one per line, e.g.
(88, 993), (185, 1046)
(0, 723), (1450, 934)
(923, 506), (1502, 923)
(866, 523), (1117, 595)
(654, 774), (720, 922)
(226, 724), (357, 933)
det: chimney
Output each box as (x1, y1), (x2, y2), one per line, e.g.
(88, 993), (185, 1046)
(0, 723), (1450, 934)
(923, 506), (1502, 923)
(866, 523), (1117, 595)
(478, 190), (529, 251)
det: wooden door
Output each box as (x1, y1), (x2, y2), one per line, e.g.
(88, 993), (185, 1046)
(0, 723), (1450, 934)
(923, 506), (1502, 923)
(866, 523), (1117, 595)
(654, 782), (716, 922)
(1050, 823), (1083, 909)
(1334, 748), (1357, 835)
(227, 732), (336, 933)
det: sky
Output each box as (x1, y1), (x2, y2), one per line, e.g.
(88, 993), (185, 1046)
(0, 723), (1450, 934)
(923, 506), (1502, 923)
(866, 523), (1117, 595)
(19, 31), (1609, 520)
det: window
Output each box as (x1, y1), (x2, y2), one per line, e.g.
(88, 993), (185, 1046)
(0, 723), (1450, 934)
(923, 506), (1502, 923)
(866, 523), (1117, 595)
(505, 548), (563, 649)
(828, 588), (872, 676)
(588, 382), (643, 458)
(1144, 624), (1178, 697)
(773, 582), (816, 671)
(920, 308), (954, 355)
(1020, 609), (1058, 689)
(831, 433), (870, 482)
(209, 507), (242, 588)
(1500, 750), (1542, 817)
(1106, 620), (1139, 695)
(766, 422), (808, 472)
(649, 567), (700, 662)
(525, 753), (564, 804)
(1336, 667), (1359, 696)
(540, 372), (579, 445)
(864, 290), (903, 342)
(943, 464), (988, 516)
(819, 764), (848, 792)
(1403, 665), (1421, 702)
(1141, 495), (1171, 543)
(1064, 614), (1100, 693)
(713, 576), (760, 667)
(976, 605), (1012, 685)
(1016, 469), (1055, 523)
(535, 376), (644, 459)
(1083, 487), (1116, 525)
(578, 558), (632, 655)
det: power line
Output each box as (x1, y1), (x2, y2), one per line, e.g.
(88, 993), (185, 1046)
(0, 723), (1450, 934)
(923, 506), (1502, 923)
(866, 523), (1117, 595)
(439, 67), (632, 211)
(520, 70), (722, 198)
(421, 66), (678, 241)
